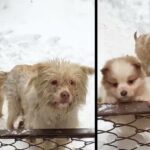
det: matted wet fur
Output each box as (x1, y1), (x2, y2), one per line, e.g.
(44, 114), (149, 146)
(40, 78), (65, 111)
(5, 59), (94, 149)
(0, 71), (7, 117)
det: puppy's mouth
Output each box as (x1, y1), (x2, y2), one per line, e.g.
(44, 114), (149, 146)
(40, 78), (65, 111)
(51, 100), (72, 109)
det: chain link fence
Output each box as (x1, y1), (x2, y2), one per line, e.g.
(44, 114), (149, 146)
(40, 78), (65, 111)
(98, 101), (150, 150)
(0, 128), (94, 150)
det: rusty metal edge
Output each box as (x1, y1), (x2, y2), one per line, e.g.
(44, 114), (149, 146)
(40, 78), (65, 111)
(0, 128), (95, 139)
(98, 101), (150, 116)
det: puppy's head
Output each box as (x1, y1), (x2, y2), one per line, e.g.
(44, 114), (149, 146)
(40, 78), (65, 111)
(33, 60), (94, 110)
(101, 56), (145, 102)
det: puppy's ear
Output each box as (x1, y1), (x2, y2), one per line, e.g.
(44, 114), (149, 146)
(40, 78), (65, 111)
(36, 63), (50, 72)
(81, 66), (94, 75)
(132, 61), (146, 76)
(133, 62), (141, 70)
(126, 56), (141, 70)
(101, 67), (109, 75)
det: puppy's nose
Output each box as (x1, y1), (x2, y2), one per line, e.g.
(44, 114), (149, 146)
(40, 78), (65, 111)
(120, 90), (127, 96)
(60, 91), (70, 100)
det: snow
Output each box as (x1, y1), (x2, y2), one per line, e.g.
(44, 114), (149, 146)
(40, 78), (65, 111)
(98, 0), (150, 149)
(0, 0), (94, 149)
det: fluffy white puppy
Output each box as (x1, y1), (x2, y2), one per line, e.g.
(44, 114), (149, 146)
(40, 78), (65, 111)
(100, 56), (150, 137)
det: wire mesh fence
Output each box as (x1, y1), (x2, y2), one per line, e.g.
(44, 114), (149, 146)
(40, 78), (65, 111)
(98, 101), (150, 150)
(0, 128), (95, 150)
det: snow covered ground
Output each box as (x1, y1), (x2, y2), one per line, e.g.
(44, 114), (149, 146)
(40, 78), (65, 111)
(0, 0), (94, 149)
(98, 0), (150, 149)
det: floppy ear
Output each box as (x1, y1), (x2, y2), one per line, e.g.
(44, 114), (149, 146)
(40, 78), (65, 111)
(132, 61), (146, 76)
(133, 62), (141, 70)
(101, 67), (109, 75)
(35, 63), (50, 73)
(81, 66), (94, 75)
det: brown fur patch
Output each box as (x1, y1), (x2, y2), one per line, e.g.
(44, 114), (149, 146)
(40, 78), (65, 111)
(134, 32), (150, 75)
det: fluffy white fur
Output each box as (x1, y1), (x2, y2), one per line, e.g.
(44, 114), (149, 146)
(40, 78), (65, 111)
(100, 56), (150, 137)
(100, 56), (150, 103)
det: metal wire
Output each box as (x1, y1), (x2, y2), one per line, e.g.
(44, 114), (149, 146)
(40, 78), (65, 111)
(0, 128), (95, 150)
(98, 102), (150, 150)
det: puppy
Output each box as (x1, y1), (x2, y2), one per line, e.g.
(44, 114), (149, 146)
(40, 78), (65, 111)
(100, 56), (150, 137)
(100, 55), (150, 104)
(134, 32), (150, 76)
(0, 71), (7, 117)
(5, 59), (94, 149)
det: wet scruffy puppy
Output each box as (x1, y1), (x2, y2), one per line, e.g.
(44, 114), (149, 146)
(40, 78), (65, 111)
(5, 59), (94, 149)
(0, 71), (8, 117)
(134, 32), (150, 76)
(100, 55), (150, 104)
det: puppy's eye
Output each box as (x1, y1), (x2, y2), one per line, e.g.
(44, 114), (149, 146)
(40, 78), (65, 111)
(51, 80), (58, 85)
(112, 83), (118, 87)
(128, 79), (136, 85)
(69, 80), (76, 86)
(108, 81), (118, 87)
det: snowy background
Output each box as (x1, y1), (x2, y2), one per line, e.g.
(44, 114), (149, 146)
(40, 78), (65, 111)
(98, 0), (150, 149)
(0, 0), (94, 149)
(98, 0), (150, 84)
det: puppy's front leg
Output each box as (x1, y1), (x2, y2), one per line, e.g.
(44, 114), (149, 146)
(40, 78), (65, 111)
(55, 114), (79, 150)
(7, 95), (21, 129)
(101, 96), (117, 104)
(134, 93), (150, 102)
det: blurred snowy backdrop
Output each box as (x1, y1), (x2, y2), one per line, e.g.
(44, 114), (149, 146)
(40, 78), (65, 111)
(98, 0), (150, 83)
(0, 0), (94, 131)
(98, 0), (150, 149)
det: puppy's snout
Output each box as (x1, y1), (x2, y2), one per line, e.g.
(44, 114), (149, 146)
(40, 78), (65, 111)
(60, 91), (70, 100)
(120, 90), (127, 97)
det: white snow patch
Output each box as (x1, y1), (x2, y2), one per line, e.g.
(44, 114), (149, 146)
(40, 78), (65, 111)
(0, 0), (94, 149)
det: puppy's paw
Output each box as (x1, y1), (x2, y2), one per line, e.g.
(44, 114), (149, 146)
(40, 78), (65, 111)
(14, 115), (24, 129)
(101, 97), (117, 104)
(135, 96), (148, 102)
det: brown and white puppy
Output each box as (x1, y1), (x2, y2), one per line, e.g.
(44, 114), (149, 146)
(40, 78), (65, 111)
(100, 56), (150, 137)
(100, 56), (150, 104)
(134, 32), (150, 76)
(0, 71), (7, 117)
(5, 59), (94, 149)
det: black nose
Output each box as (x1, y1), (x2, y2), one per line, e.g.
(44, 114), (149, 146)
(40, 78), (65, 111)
(60, 91), (70, 99)
(120, 90), (127, 96)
